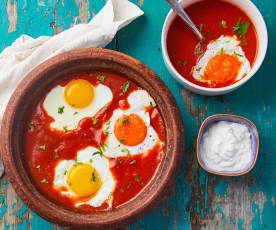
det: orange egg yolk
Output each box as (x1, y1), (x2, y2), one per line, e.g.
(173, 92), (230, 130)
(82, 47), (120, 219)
(114, 114), (147, 146)
(67, 163), (102, 197)
(64, 79), (94, 108)
(202, 54), (242, 83)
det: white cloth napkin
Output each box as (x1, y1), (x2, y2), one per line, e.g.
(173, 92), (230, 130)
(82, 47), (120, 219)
(0, 0), (143, 177)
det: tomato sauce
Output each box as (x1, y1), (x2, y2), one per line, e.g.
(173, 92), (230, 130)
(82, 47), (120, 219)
(166, 0), (258, 88)
(24, 71), (165, 212)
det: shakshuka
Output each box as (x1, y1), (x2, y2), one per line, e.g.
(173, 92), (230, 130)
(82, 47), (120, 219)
(24, 72), (165, 212)
(167, 0), (258, 88)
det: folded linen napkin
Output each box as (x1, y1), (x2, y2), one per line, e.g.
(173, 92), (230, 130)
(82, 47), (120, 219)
(0, 0), (144, 177)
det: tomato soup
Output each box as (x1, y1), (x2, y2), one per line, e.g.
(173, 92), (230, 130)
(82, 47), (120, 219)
(24, 71), (165, 212)
(166, 0), (258, 88)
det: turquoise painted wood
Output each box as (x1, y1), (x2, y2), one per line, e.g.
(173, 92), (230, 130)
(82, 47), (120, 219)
(0, 0), (275, 229)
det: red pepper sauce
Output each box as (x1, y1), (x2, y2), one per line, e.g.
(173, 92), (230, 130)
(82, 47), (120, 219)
(24, 71), (165, 212)
(166, 0), (258, 88)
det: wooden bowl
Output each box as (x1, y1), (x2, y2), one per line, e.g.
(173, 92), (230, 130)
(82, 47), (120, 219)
(0, 48), (184, 229)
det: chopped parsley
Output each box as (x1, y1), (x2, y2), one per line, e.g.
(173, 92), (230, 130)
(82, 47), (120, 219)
(133, 174), (141, 182)
(118, 159), (123, 164)
(36, 165), (40, 169)
(220, 47), (224, 55)
(195, 50), (203, 55)
(220, 20), (227, 28)
(234, 51), (243, 57)
(89, 159), (93, 163)
(63, 126), (68, 133)
(41, 178), (48, 184)
(92, 151), (102, 157)
(104, 131), (109, 136)
(122, 118), (130, 124)
(199, 23), (204, 32)
(130, 160), (136, 165)
(179, 60), (188, 66)
(122, 81), (130, 93)
(150, 101), (153, 107)
(91, 172), (96, 182)
(92, 118), (97, 125)
(119, 139), (126, 143)
(39, 145), (46, 151)
(100, 143), (108, 152)
(73, 112), (78, 116)
(27, 123), (35, 132)
(233, 18), (250, 36)
(106, 120), (111, 125)
(58, 106), (64, 114)
(120, 188), (124, 193)
(54, 153), (60, 159)
(196, 67), (202, 71)
(127, 182), (132, 189)
(64, 170), (67, 175)
(98, 75), (105, 82)
(121, 148), (129, 154)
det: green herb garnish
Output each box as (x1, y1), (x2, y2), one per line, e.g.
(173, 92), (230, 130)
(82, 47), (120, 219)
(133, 174), (141, 182)
(118, 159), (123, 164)
(119, 139), (126, 143)
(36, 165), (40, 169)
(127, 182), (132, 189)
(28, 123), (35, 132)
(199, 23), (204, 32)
(120, 188), (124, 193)
(39, 145), (46, 151)
(195, 50), (203, 55)
(121, 148), (129, 154)
(130, 160), (136, 165)
(122, 81), (130, 93)
(234, 51), (243, 57)
(104, 131), (109, 136)
(98, 75), (105, 82)
(64, 170), (67, 175)
(220, 20), (227, 28)
(89, 159), (93, 163)
(54, 153), (60, 159)
(220, 47), (224, 55)
(63, 126), (68, 133)
(91, 172), (96, 182)
(196, 67), (202, 71)
(106, 120), (111, 125)
(41, 178), (48, 184)
(92, 118), (97, 125)
(73, 112), (78, 116)
(104, 107), (108, 111)
(233, 18), (250, 36)
(179, 60), (188, 66)
(150, 102), (153, 107)
(93, 151), (102, 157)
(58, 106), (64, 114)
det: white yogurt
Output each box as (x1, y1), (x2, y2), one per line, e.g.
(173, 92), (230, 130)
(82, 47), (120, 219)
(200, 121), (252, 172)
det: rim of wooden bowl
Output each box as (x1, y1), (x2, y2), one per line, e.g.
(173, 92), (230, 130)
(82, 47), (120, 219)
(0, 48), (184, 229)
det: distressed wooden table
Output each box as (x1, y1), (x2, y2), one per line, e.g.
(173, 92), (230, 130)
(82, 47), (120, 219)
(0, 0), (275, 229)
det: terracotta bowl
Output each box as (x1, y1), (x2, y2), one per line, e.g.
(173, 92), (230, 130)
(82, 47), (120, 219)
(197, 114), (259, 176)
(0, 48), (184, 229)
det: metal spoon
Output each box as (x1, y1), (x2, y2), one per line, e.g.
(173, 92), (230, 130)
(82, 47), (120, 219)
(165, 0), (205, 41)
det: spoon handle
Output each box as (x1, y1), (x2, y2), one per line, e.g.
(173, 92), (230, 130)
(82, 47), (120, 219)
(165, 0), (205, 41)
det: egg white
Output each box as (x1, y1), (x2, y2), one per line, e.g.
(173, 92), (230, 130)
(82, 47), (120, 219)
(193, 35), (251, 83)
(53, 146), (116, 208)
(43, 83), (113, 131)
(102, 90), (161, 158)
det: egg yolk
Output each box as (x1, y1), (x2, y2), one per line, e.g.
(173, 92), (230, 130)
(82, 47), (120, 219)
(202, 54), (242, 83)
(67, 163), (102, 197)
(114, 114), (147, 146)
(64, 79), (94, 108)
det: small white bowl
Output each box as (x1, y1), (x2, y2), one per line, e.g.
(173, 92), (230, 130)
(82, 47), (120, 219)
(161, 0), (268, 96)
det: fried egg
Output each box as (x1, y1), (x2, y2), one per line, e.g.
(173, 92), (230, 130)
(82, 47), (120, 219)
(102, 90), (161, 158)
(193, 35), (251, 85)
(43, 79), (113, 131)
(53, 146), (115, 207)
